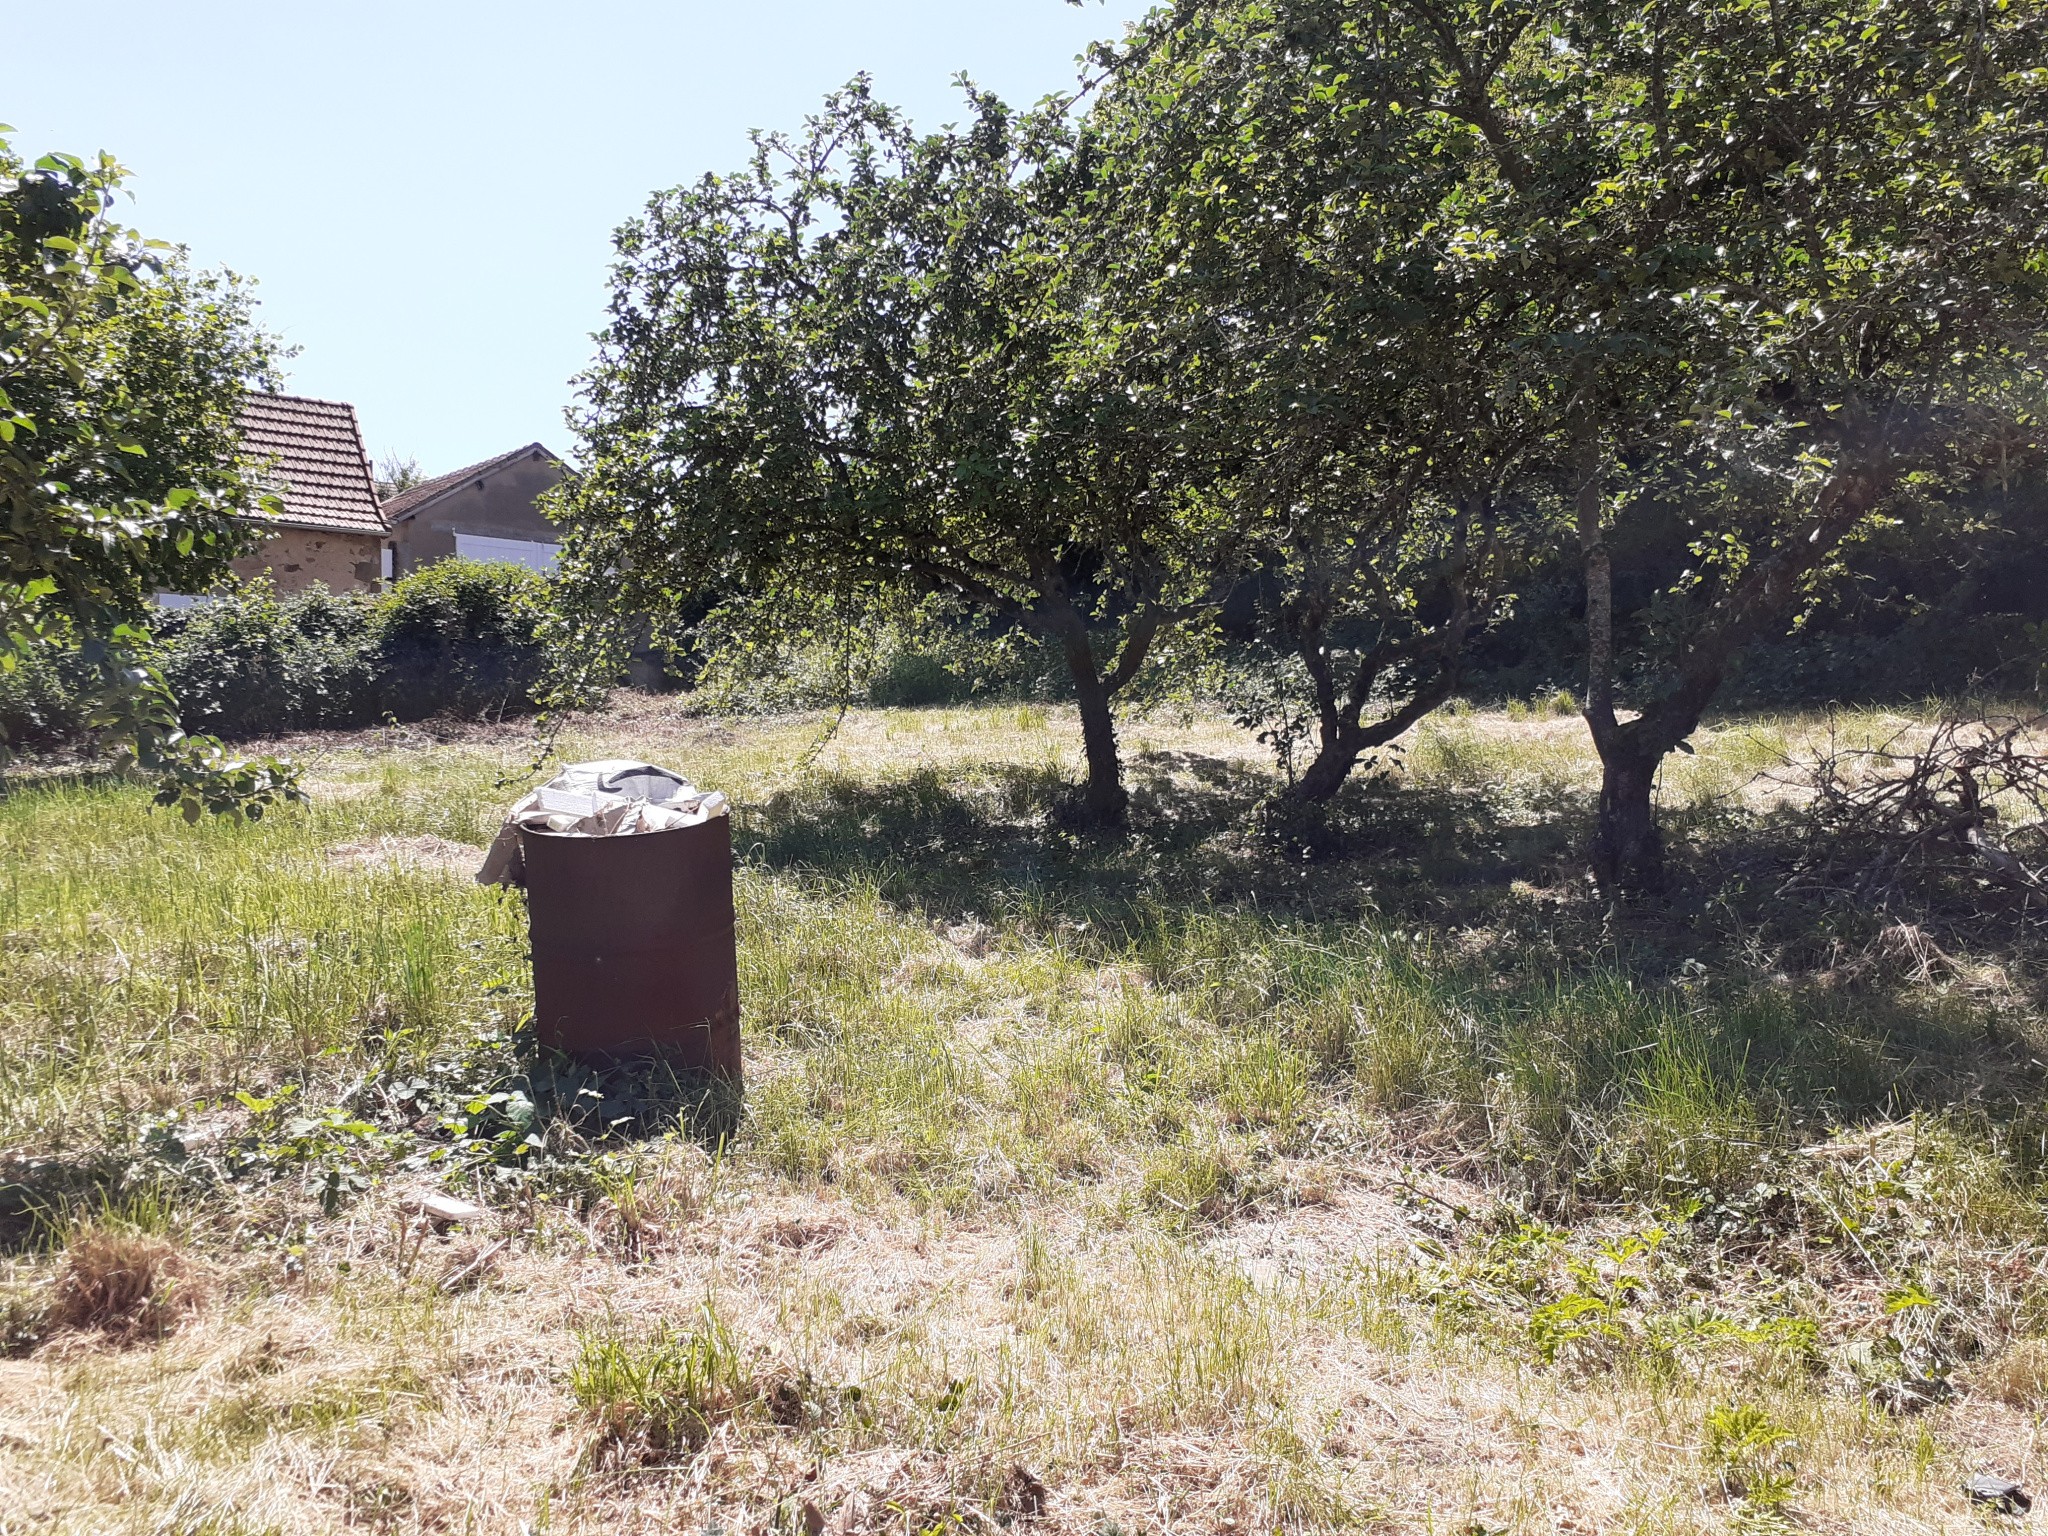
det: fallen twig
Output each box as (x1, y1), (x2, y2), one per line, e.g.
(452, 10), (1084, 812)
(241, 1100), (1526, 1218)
(440, 1239), (509, 1293)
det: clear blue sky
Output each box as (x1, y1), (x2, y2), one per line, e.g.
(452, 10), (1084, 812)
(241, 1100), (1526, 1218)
(0, 0), (1153, 476)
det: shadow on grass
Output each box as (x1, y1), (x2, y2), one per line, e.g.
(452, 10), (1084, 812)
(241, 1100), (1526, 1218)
(735, 753), (2048, 1191)
(0, 763), (138, 802)
(738, 751), (1587, 932)
(524, 1049), (744, 1148)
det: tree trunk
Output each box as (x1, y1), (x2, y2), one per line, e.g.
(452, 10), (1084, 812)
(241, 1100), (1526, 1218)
(1591, 741), (1665, 897)
(1573, 417), (1663, 895)
(1571, 425), (1890, 898)
(1285, 661), (1467, 806)
(1049, 618), (1129, 827)
(1027, 584), (1166, 829)
(1280, 498), (1484, 807)
(1070, 666), (1128, 825)
(1293, 734), (1359, 803)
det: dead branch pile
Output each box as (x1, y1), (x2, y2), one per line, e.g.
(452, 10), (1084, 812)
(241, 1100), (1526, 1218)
(1778, 714), (2048, 910)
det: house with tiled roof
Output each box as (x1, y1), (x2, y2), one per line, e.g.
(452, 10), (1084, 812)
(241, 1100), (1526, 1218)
(382, 443), (569, 577)
(220, 393), (390, 596)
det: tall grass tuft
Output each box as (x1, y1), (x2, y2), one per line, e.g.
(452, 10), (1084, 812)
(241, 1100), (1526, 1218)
(47, 1221), (197, 1341)
(571, 1301), (756, 1457)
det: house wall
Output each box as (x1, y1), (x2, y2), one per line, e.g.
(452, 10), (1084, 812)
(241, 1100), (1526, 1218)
(390, 455), (567, 576)
(231, 528), (383, 594)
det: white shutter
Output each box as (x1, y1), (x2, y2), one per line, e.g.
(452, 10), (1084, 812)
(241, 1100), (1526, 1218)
(454, 534), (561, 572)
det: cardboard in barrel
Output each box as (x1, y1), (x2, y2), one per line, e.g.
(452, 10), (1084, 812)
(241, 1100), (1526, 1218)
(519, 811), (741, 1074)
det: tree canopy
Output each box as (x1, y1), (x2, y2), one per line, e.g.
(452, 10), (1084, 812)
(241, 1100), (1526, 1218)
(1091, 0), (2048, 881)
(557, 0), (2048, 875)
(1549, 0), (2048, 890)
(554, 81), (1253, 822)
(1, 132), (300, 814)
(1078, 1), (1602, 804)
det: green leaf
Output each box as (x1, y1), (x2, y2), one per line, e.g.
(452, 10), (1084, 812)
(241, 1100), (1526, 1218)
(1883, 1285), (1937, 1314)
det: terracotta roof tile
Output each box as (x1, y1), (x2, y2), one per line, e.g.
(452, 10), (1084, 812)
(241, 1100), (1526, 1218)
(380, 442), (564, 522)
(236, 393), (387, 535)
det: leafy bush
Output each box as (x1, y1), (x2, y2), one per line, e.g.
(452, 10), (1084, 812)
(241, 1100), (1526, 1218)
(6, 565), (553, 753)
(0, 638), (97, 753)
(691, 609), (1069, 714)
(15, 563), (1091, 753)
(866, 644), (968, 708)
(373, 559), (548, 721)
(158, 582), (379, 736)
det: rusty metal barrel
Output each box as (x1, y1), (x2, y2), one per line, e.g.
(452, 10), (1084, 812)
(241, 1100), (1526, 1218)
(519, 813), (741, 1075)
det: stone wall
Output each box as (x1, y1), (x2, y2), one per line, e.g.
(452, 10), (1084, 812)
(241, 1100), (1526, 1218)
(232, 528), (383, 594)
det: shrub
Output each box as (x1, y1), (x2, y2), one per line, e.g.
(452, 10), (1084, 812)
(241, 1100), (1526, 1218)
(686, 600), (1071, 714)
(373, 559), (548, 720)
(867, 644), (968, 707)
(0, 636), (96, 753)
(145, 563), (549, 742)
(159, 581), (379, 736)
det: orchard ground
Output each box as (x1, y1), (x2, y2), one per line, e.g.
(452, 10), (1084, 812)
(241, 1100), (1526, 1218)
(2, 695), (2046, 1534)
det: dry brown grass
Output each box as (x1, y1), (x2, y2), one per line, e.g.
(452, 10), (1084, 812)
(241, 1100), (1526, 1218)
(1971, 1337), (2048, 1410)
(45, 1226), (198, 1343)
(2, 1147), (2033, 1534)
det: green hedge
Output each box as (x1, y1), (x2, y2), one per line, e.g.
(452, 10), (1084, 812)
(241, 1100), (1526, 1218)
(0, 636), (102, 754)
(372, 559), (550, 721)
(0, 561), (553, 749)
(158, 583), (382, 737)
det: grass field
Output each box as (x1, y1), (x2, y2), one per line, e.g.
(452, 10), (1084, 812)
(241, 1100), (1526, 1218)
(2, 696), (2045, 1534)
